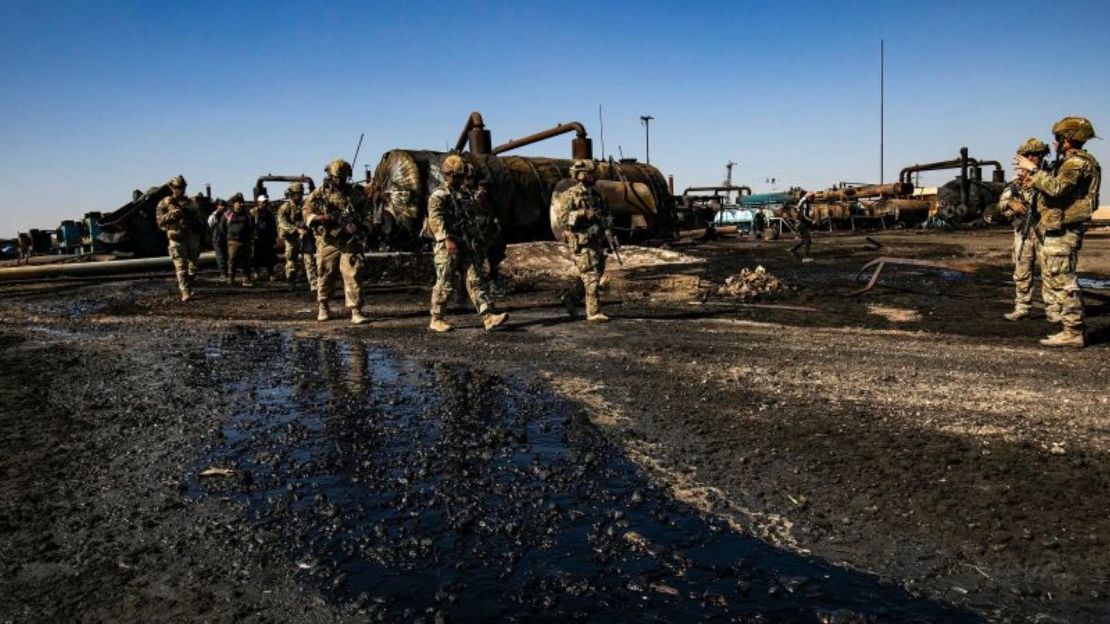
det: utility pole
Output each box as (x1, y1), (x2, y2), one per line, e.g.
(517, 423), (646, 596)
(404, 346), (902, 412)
(725, 161), (737, 202)
(640, 115), (654, 164)
(880, 39), (884, 184)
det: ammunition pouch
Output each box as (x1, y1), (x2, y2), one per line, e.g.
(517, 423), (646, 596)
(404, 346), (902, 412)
(1061, 198), (1093, 226)
(1038, 208), (1063, 233)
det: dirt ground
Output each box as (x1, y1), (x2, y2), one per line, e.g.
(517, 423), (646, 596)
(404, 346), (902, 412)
(1, 228), (1108, 622)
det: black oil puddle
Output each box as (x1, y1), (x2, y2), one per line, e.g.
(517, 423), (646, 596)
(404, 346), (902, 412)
(188, 328), (980, 623)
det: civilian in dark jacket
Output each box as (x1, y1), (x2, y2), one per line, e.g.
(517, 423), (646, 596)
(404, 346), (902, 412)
(222, 193), (254, 286)
(251, 196), (279, 282)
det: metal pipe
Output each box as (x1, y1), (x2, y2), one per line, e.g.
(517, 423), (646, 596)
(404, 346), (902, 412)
(682, 185), (752, 198)
(0, 253), (218, 282)
(491, 122), (589, 156)
(898, 150), (1003, 187)
(959, 147), (970, 212)
(454, 111), (491, 154)
(812, 182), (911, 202)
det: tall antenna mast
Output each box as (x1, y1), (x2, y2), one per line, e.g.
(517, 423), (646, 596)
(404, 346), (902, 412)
(880, 39), (885, 184)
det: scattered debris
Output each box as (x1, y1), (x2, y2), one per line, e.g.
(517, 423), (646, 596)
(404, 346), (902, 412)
(850, 256), (978, 296)
(199, 467), (238, 478)
(867, 304), (922, 323)
(716, 266), (790, 300)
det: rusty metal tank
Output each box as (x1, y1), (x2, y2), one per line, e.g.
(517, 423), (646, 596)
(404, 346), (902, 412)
(369, 150), (675, 250)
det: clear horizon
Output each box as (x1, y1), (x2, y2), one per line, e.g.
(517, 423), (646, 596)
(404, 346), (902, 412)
(1, 0), (1107, 237)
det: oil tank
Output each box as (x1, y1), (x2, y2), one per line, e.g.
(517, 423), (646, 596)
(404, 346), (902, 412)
(370, 150), (676, 250)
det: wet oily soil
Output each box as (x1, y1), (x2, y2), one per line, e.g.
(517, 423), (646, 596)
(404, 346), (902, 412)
(186, 328), (974, 622)
(0, 322), (973, 623)
(1, 228), (1109, 622)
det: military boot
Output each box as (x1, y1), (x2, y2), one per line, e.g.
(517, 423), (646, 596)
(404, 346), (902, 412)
(429, 317), (452, 333)
(317, 302), (331, 322)
(482, 312), (508, 331)
(181, 291), (193, 303)
(560, 292), (579, 318)
(1039, 328), (1086, 349)
(586, 312), (610, 323)
(1003, 307), (1030, 321)
(350, 307), (369, 325)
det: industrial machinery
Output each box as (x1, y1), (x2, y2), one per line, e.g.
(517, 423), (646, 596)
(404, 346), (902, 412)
(252, 174), (316, 200)
(369, 112), (678, 251)
(804, 148), (1005, 230)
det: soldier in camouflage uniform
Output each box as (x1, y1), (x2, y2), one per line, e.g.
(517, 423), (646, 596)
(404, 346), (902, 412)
(555, 159), (615, 322)
(1015, 117), (1101, 348)
(999, 138), (1050, 321)
(303, 159), (371, 324)
(426, 154), (508, 333)
(277, 182), (318, 291)
(155, 175), (206, 301)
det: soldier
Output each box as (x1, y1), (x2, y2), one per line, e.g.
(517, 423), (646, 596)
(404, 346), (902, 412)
(470, 169), (507, 288)
(426, 154), (508, 332)
(555, 159), (615, 322)
(789, 192), (814, 260)
(222, 193), (254, 286)
(1015, 117), (1101, 348)
(999, 138), (1050, 321)
(277, 182), (318, 290)
(304, 159), (371, 324)
(155, 175), (206, 301)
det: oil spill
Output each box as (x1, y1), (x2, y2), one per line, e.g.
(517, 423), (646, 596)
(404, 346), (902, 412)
(188, 328), (979, 622)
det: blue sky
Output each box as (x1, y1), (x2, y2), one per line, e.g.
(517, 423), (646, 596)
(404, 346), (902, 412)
(1, 0), (1107, 234)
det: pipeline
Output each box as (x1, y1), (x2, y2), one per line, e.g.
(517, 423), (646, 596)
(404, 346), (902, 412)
(253, 175), (316, 199)
(812, 182), (912, 202)
(898, 147), (1003, 187)
(0, 253), (217, 283)
(492, 122), (592, 160)
(455, 112), (492, 155)
(682, 185), (753, 198)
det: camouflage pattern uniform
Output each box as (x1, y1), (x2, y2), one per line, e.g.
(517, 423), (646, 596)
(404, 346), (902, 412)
(1024, 117), (1101, 347)
(426, 154), (506, 332)
(555, 160), (613, 321)
(428, 182), (492, 318)
(999, 138), (1050, 320)
(155, 176), (206, 301)
(277, 184), (318, 290)
(304, 159), (371, 323)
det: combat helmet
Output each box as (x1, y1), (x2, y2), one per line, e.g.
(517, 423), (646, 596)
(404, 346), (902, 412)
(569, 159), (597, 176)
(325, 159), (353, 180)
(168, 175), (187, 189)
(1017, 138), (1050, 157)
(442, 154), (466, 175)
(1051, 117), (1097, 143)
(286, 181), (304, 195)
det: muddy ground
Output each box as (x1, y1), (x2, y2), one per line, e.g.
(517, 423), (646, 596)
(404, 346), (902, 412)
(1, 228), (1108, 623)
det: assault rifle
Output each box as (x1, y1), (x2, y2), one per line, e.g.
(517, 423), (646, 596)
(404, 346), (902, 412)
(604, 227), (623, 266)
(1014, 157), (1050, 260)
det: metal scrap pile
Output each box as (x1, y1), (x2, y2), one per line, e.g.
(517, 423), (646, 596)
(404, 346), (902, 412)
(716, 265), (789, 300)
